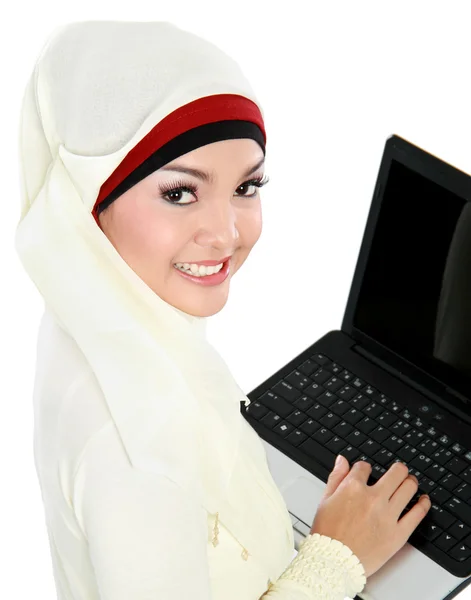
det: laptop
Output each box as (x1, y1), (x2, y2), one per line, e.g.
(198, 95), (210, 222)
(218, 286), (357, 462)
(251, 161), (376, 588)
(241, 134), (471, 600)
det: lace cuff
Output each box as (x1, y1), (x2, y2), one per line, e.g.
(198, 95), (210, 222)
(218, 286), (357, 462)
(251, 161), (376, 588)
(267, 533), (366, 600)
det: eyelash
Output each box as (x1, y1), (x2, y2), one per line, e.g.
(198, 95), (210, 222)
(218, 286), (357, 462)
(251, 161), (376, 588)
(158, 174), (270, 206)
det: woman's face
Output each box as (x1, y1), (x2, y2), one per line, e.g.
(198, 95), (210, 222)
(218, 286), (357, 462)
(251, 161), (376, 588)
(98, 138), (266, 317)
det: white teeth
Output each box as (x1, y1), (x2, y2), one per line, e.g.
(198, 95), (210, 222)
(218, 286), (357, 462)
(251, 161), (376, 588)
(174, 261), (224, 276)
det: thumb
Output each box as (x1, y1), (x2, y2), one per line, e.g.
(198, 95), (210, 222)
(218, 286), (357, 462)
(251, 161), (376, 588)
(323, 454), (350, 498)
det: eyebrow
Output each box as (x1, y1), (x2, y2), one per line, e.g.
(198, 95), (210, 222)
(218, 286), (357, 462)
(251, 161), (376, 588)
(159, 155), (265, 183)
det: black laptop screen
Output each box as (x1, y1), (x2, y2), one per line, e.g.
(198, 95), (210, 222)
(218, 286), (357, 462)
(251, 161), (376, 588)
(353, 158), (471, 393)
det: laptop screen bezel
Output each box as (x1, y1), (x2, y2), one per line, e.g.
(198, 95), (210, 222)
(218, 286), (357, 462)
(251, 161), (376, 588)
(341, 134), (471, 401)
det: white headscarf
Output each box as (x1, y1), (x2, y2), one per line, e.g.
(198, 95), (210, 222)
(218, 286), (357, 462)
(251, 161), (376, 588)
(14, 19), (266, 517)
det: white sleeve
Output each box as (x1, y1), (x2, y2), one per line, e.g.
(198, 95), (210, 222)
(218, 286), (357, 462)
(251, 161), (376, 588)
(72, 424), (366, 600)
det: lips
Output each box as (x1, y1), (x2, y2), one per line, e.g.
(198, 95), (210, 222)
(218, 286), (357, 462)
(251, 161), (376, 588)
(174, 255), (232, 267)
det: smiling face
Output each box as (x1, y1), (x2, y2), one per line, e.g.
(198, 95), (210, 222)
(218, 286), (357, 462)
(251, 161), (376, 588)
(98, 138), (267, 317)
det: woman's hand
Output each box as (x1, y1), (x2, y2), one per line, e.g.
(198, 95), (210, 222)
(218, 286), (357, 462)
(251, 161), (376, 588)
(310, 455), (431, 578)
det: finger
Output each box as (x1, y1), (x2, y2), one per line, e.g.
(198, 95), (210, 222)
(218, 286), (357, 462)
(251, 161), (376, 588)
(389, 474), (419, 518)
(373, 461), (411, 499)
(397, 494), (432, 539)
(347, 459), (372, 485)
(323, 454), (350, 498)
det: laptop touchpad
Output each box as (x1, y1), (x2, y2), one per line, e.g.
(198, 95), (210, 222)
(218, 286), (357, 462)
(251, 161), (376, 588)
(282, 475), (327, 527)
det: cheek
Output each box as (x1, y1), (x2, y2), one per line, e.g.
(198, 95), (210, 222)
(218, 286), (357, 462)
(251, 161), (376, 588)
(240, 205), (263, 247)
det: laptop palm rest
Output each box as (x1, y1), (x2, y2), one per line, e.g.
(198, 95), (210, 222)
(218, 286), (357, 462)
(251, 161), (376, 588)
(262, 440), (470, 600)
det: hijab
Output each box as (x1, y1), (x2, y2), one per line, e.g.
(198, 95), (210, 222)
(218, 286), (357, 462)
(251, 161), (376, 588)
(15, 19), (270, 517)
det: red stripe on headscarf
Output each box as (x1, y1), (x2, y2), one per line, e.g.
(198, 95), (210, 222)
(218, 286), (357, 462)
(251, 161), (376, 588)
(92, 94), (266, 227)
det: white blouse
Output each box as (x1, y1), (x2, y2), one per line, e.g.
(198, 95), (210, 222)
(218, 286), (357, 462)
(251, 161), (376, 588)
(32, 309), (366, 600)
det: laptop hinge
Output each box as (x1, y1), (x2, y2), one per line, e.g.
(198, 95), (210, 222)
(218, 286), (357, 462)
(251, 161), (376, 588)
(352, 343), (470, 410)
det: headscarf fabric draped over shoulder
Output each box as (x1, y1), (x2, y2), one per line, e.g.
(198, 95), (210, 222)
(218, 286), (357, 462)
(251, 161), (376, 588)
(15, 20), (269, 515)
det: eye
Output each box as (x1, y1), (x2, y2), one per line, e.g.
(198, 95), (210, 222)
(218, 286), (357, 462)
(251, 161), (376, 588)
(158, 174), (270, 206)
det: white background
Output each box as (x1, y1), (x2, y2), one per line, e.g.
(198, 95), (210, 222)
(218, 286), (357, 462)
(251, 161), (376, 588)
(2, 1), (471, 598)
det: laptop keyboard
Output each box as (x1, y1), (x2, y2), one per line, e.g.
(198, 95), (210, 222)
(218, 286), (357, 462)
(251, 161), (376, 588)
(243, 351), (471, 575)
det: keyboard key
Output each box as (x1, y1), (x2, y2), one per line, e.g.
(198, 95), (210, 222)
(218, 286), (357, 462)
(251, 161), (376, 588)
(461, 467), (471, 485)
(429, 504), (455, 529)
(294, 395), (315, 412)
(333, 420), (354, 438)
(440, 473), (462, 493)
(364, 386), (381, 401)
(286, 410), (308, 427)
(319, 411), (342, 429)
(272, 381), (302, 403)
(352, 377), (365, 389)
(330, 399), (350, 416)
(391, 420), (411, 436)
(455, 482), (471, 502)
(298, 359), (319, 377)
(435, 532), (457, 552)
(300, 437), (336, 469)
(338, 369), (354, 383)
(316, 391), (337, 408)
(404, 429), (426, 447)
(400, 409), (413, 421)
(449, 542), (471, 562)
(346, 429), (368, 447)
(312, 368), (332, 385)
(424, 463), (447, 482)
(343, 408), (364, 425)
(432, 447), (454, 466)
(260, 391), (294, 417)
(325, 362), (342, 375)
(364, 402), (383, 419)
(376, 411), (397, 428)
(438, 434), (453, 447)
(274, 421), (295, 437)
(337, 385), (357, 401)
(285, 370), (312, 390)
(430, 486), (451, 505)
(312, 353), (330, 365)
(359, 439), (382, 457)
(312, 427), (333, 444)
(451, 443), (466, 455)
(325, 435), (348, 454)
(419, 476), (436, 494)
(306, 402), (328, 420)
(325, 377), (344, 393)
(304, 383), (324, 400)
(411, 454), (433, 472)
(418, 439), (439, 454)
(426, 426), (440, 439)
(299, 418), (322, 436)
(444, 497), (471, 527)
(388, 401), (403, 414)
(416, 521), (442, 541)
(383, 435), (405, 453)
(351, 393), (370, 410)
(370, 425), (390, 443)
(446, 456), (468, 476)
(373, 448), (395, 467)
(246, 401), (269, 419)
(285, 429), (308, 447)
(412, 417), (425, 429)
(356, 416), (378, 435)
(396, 444), (418, 463)
(449, 521), (471, 541)
(339, 445), (361, 463)
(260, 411), (282, 429)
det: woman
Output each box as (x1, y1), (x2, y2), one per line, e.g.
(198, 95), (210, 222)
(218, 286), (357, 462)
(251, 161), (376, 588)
(15, 20), (431, 600)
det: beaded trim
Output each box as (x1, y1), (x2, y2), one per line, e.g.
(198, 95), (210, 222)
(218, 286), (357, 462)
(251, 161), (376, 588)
(211, 511), (250, 560)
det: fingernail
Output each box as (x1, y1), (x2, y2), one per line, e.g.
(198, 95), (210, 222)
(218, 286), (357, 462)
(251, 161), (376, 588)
(335, 454), (342, 467)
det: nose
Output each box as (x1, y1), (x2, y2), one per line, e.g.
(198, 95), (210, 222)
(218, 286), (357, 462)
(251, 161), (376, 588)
(194, 198), (240, 250)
